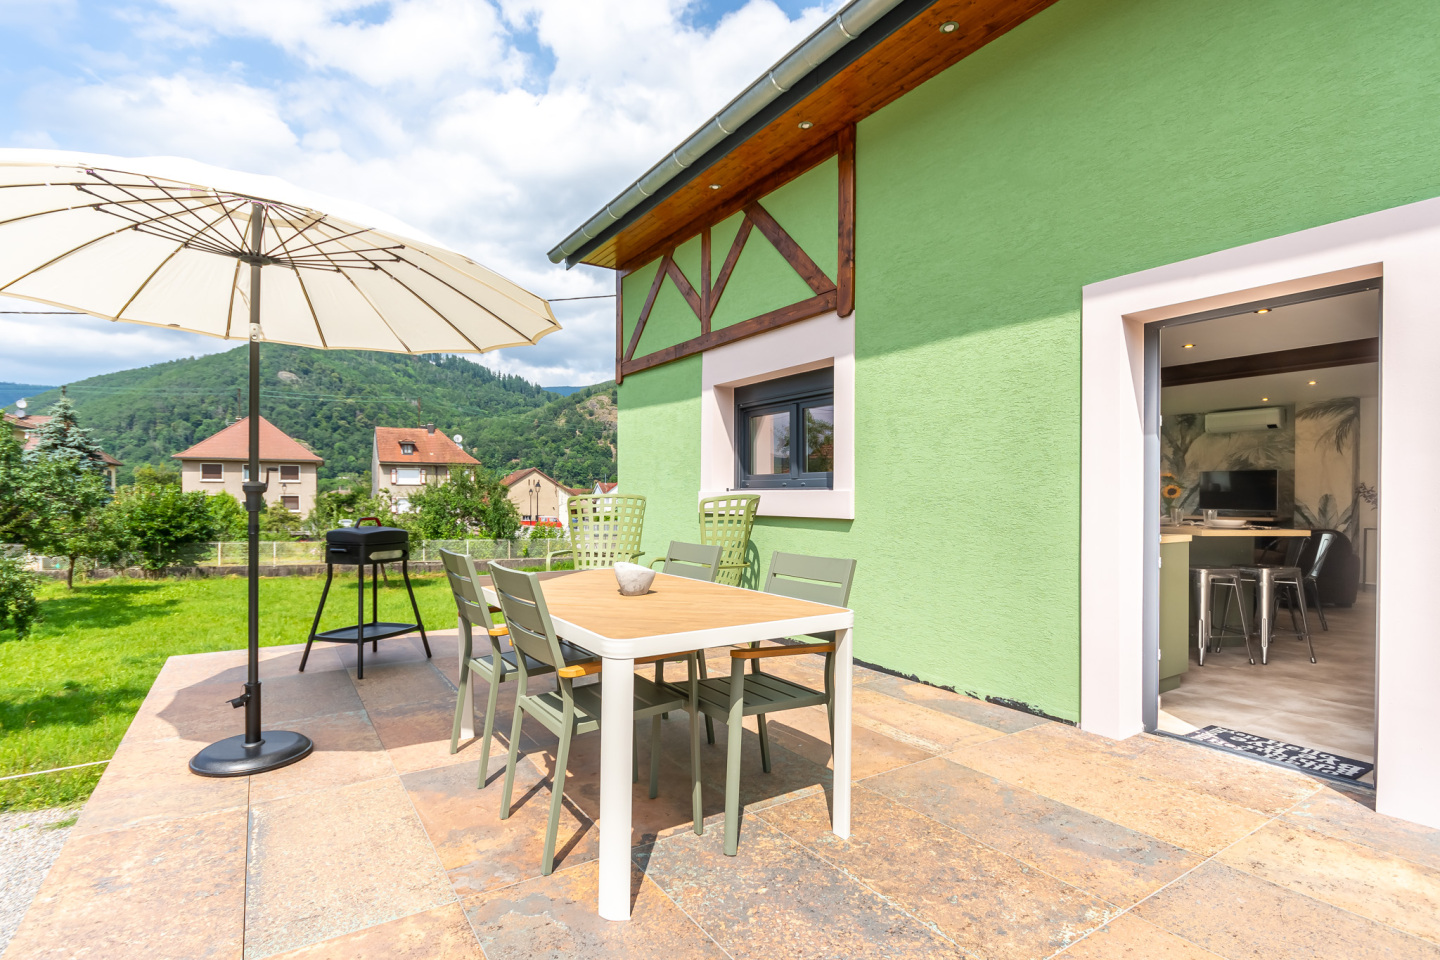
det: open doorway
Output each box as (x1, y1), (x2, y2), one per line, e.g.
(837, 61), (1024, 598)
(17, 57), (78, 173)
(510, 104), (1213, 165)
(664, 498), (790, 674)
(1149, 280), (1379, 783)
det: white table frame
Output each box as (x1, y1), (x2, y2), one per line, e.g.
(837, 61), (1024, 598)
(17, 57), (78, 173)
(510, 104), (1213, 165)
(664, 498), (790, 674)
(470, 575), (855, 921)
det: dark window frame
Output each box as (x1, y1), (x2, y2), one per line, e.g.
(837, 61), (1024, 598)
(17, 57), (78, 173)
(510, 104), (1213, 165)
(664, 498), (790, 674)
(734, 368), (834, 490)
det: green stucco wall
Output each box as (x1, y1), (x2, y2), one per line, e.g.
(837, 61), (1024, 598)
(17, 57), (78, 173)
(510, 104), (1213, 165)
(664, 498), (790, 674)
(617, 0), (1440, 721)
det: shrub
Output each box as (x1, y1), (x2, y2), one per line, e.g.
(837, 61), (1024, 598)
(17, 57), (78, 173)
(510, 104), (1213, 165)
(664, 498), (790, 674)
(107, 484), (220, 571)
(0, 554), (40, 638)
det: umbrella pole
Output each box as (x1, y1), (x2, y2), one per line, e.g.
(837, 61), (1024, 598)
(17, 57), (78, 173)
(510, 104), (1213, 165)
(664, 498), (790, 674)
(190, 203), (313, 777)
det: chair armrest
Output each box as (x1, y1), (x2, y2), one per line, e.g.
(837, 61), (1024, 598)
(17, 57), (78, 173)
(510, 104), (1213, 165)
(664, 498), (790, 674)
(557, 660), (602, 678)
(648, 558), (666, 570)
(731, 643), (835, 660)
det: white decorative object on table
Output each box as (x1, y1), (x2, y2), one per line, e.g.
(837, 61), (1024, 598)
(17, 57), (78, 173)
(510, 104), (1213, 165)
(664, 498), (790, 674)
(614, 562), (657, 596)
(1207, 517), (1250, 529)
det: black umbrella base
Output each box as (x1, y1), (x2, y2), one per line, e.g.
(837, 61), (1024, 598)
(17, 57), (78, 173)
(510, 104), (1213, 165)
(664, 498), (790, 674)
(189, 730), (313, 778)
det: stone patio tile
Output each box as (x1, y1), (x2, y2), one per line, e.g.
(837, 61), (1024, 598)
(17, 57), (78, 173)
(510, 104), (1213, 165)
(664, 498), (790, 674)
(245, 777), (454, 959)
(1027, 723), (1324, 816)
(349, 659), (457, 712)
(1217, 820), (1440, 943)
(762, 702), (932, 779)
(1054, 913), (1224, 958)
(403, 755), (598, 897)
(265, 904), (483, 959)
(126, 668), (364, 745)
(334, 634), (432, 672)
(638, 816), (966, 959)
(367, 696), (489, 776)
(72, 735), (250, 837)
(760, 784), (1115, 960)
(1283, 787), (1440, 871)
(868, 756), (1202, 907)
(153, 644), (346, 690)
(4, 809), (246, 960)
(862, 674), (1053, 734)
(247, 709), (395, 805)
(463, 860), (726, 960)
(1134, 859), (1440, 959)
(948, 727), (1267, 856)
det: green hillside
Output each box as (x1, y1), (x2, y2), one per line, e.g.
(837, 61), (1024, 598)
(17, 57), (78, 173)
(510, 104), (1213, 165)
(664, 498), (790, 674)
(8, 347), (616, 487)
(0, 382), (55, 407)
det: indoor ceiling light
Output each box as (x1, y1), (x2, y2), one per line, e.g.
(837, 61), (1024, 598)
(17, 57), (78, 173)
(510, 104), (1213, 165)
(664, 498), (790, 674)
(798, 121), (814, 130)
(1261, 397), (1270, 401)
(940, 21), (959, 33)
(1182, 343), (1195, 349)
(1256, 308), (1270, 314)
(1308, 380), (1317, 385)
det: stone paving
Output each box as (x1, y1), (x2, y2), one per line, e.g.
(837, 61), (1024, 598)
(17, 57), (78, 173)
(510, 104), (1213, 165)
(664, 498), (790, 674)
(5, 630), (1440, 959)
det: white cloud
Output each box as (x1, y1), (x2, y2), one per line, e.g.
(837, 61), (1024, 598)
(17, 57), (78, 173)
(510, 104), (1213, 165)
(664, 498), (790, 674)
(3, 0), (843, 387)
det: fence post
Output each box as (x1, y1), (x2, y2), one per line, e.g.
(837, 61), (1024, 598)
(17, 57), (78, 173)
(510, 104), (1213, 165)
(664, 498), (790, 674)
(216, 542), (222, 567)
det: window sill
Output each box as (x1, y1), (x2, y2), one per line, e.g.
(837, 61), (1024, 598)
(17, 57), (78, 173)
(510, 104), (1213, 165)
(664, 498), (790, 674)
(700, 488), (853, 520)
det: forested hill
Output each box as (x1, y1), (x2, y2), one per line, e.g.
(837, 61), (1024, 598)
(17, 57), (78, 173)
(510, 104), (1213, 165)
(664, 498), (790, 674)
(0, 382), (56, 407)
(8, 347), (616, 487)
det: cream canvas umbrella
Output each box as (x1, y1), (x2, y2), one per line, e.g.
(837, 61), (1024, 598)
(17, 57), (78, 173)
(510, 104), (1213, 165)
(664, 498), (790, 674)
(0, 149), (560, 776)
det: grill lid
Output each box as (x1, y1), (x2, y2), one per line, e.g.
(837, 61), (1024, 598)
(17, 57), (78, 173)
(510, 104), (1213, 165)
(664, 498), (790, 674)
(326, 526), (409, 547)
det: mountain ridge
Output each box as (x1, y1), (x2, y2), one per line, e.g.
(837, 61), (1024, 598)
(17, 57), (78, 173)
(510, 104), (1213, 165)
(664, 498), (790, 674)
(7, 348), (616, 487)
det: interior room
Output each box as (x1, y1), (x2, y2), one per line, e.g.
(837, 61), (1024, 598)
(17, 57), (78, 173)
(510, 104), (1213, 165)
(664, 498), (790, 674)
(1153, 285), (1379, 784)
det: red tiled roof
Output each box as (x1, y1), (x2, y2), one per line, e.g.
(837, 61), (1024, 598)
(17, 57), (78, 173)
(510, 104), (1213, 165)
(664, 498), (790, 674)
(595, 482), (618, 494)
(374, 426), (479, 466)
(500, 467), (589, 496)
(11, 413), (121, 465)
(172, 417), (324, 463)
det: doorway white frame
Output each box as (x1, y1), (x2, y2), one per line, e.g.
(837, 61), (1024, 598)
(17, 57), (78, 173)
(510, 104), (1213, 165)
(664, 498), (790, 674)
(1080, 196), (1440, 829)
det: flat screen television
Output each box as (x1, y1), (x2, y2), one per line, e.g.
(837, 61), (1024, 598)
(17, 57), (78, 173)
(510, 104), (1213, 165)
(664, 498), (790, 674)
(1197, 470), (1278, 513)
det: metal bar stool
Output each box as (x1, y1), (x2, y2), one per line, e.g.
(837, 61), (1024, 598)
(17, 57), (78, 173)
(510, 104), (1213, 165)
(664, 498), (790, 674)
(1239, 538), (1315, 665)
(1190, 567), (1254, 665)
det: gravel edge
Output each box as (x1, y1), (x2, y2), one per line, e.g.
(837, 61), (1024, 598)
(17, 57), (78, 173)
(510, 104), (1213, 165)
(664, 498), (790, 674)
(0, 807), (77, 957)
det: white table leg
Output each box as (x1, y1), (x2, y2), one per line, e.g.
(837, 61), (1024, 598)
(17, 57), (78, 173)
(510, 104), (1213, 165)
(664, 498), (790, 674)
(831, 624), (853, 839)
(458, 617), (475, 739)
(598, 656), (634, 921)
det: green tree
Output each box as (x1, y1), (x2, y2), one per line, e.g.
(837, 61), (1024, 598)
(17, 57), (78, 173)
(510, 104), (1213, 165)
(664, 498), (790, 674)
(0, 552), (40, 638)
(206, 492), (248, 540)
(132, 463), (181, 487)
(106, 484), (220, 572)
(408, 467), (519, 540)
(28, 395), (106, 470)
(259, 500), (303, 541)
(0, 426), (27, 544)
(306, 488), (406, 534)
(19, 457), (117, 588)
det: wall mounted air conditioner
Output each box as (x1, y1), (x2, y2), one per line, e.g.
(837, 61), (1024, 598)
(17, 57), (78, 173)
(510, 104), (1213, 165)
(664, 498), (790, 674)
(1205, 407), (1285, 433)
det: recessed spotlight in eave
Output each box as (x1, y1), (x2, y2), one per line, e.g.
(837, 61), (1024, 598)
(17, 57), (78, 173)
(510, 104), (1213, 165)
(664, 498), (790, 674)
(708, 184), (721, 191)
(798, 121), (814, 130)
(940, 21), (959, 33)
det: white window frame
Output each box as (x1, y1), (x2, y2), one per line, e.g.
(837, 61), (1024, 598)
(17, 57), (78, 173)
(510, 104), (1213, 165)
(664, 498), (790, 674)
(281, 495), (300, 513)
(278, 464), (301, 483)
(393, 466), (423, 485)
(199, 463), (224, 482)
(700, 309), (854, 519)
(400, 442), (416, 455)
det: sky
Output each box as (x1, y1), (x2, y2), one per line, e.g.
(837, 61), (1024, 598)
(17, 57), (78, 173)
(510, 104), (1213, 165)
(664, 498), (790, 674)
(0, 0), (842, 389)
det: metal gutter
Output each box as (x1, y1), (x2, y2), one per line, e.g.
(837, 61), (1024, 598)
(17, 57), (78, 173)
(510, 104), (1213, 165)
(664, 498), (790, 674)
(549, 0), (924, 268)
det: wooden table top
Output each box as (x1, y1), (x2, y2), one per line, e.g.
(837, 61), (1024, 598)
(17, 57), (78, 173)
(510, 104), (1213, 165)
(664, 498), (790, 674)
(483, 568), (849, 642)
(1159, 525), (1312, 538)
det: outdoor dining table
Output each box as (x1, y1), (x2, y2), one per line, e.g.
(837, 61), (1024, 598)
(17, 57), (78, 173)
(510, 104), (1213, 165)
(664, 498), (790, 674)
(467, 567), (855, 921)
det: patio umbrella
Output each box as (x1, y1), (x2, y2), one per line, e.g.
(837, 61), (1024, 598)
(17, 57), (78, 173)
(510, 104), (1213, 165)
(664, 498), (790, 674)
(0, 149), (560, 776)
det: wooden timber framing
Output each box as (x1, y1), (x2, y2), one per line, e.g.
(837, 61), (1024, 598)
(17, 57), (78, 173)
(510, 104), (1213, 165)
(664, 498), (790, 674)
(616, 125), (856, 380)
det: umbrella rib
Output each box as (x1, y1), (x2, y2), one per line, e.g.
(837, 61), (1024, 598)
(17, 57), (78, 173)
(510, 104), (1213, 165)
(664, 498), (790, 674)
(224, 258), (242, 339)
(291, 269), (330, 349)
(0, 230), (127, 292)
(372, 268), (488, 352)
(388, 251), (533, 344)
(335, 268), (415, 353)
(114, 241), (187, 318)
(82, 172), (200, 237)
(149, 180), (248, 246)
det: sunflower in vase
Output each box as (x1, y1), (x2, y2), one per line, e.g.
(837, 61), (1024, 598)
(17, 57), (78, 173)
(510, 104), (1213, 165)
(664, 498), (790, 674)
(1161, 474), (1185, 523)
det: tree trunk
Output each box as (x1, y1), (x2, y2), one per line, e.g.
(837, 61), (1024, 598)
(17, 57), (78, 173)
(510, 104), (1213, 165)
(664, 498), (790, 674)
(66, 554), (76, 589)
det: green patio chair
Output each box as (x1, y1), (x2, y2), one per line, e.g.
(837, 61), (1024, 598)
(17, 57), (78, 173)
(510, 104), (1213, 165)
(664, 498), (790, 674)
(566, 493), (647, 569)
(492, 563), (700, 875)
(699, 494), (760, 587)
(440, 550), (592, 787)
(688, 551), (856, 856)
(648, 540), (723, 740)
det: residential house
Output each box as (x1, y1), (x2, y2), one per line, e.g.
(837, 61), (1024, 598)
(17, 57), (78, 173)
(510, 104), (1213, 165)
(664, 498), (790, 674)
(5, 410), (123, 488)
(173, 416), (322, 514)
(552, 1), (1440, 826)
(500, 467), (584, 525)
(372, 424), (479, 511)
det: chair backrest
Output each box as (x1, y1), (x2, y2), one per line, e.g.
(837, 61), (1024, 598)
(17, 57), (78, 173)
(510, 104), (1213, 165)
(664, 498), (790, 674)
(699, 495), (760, 586)
(488, 564), (571, 674)
(658, 541), (722, 582)
(1281, 536), (1307, 568)
(439, 548), (488, 628)
(763, 551), (857, 608)
(567, 494), (646, 569)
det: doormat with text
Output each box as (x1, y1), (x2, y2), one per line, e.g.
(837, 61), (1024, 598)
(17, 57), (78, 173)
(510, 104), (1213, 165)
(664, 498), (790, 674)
(1185, 726), (1374, 781)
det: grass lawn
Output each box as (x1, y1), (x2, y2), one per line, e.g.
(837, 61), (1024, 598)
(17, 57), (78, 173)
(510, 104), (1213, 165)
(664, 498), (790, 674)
(0, 572), (470, 810)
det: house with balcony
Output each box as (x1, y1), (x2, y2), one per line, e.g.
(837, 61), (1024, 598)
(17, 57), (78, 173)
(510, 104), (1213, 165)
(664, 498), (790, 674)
(371, 424), (479, 511)
(173, 416), (322, 513)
